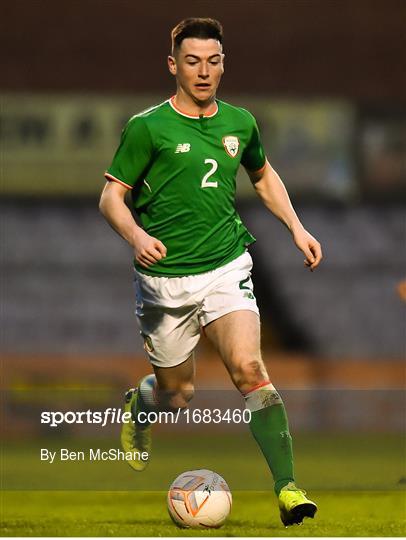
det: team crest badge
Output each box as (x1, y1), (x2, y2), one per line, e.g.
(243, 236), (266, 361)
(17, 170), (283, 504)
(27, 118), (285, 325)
(141, 333), (154, 353)
(222, 135), (240, 158)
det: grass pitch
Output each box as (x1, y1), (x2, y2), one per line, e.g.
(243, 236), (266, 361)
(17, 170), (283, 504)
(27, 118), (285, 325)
(1, 490), (405, 536)
(1, 433), (405, 536)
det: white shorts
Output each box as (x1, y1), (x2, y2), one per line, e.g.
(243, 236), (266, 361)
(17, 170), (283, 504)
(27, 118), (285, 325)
(133, 251), (259, 367)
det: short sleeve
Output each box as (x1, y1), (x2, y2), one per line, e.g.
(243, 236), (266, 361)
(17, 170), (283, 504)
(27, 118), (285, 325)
(240, 116), (266, 173)
(105, 116), (154, 189)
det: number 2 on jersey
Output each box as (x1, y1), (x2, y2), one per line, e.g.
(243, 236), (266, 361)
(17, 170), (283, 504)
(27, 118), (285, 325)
(201, 158), (218, 188)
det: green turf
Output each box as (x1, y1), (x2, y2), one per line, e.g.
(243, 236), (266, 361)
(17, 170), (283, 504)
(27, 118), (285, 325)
(1, 433), (405, 535)
(2, 433), (405, 491)
(1, 490), (405, 536)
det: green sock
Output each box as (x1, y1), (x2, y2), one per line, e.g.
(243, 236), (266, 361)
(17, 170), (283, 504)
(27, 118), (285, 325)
(245, 383), (295, 495)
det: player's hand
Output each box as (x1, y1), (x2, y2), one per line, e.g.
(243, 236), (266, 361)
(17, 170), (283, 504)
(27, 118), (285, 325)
(292, 227), (322, 271)
(132, 229), (167, 268)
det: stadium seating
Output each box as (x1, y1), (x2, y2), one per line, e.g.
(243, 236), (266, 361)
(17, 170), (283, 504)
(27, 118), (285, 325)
(2, 200), (404, 359)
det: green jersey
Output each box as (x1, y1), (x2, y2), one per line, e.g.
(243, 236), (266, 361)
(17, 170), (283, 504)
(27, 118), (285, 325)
(105, 97), (266, 276)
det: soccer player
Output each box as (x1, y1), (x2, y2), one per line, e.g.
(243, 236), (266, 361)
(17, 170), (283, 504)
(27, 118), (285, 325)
(99, 18), (322, 526)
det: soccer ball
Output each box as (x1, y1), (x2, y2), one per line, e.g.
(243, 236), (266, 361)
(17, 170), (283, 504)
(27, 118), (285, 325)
(167, 469), (232, 529)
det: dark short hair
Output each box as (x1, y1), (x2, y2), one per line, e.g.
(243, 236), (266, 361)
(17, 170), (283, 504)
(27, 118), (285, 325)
(171, 18), (223, 55)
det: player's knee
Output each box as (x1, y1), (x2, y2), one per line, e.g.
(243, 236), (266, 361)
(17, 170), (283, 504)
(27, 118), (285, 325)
(159, 384), (194, 410)
(170, 385), (194, 409)
(231, 357), (268, 394)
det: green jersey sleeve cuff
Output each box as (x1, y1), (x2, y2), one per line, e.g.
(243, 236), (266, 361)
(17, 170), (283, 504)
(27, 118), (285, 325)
(104, 172), (133, 190)
(245, 159), (267, 174)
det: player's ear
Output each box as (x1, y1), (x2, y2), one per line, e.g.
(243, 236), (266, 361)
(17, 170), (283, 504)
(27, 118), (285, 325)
(167, 56), (177, 76)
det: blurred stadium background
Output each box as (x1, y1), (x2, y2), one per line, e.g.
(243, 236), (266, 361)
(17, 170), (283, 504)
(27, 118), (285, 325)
(1, 0), (405, 497)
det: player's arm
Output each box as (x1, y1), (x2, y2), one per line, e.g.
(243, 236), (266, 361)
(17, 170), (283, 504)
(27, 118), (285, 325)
(99, 181), (167, 268)
(248, 160), (322, 271)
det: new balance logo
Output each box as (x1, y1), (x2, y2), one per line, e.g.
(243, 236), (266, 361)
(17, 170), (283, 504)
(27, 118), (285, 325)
(175, 143), (191, 153)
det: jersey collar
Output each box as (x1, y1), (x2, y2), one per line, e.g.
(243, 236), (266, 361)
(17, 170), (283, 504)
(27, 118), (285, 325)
(169, 96), (218, 119)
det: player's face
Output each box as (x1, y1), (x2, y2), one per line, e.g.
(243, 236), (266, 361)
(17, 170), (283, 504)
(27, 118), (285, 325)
(168, 38), (224, 104)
